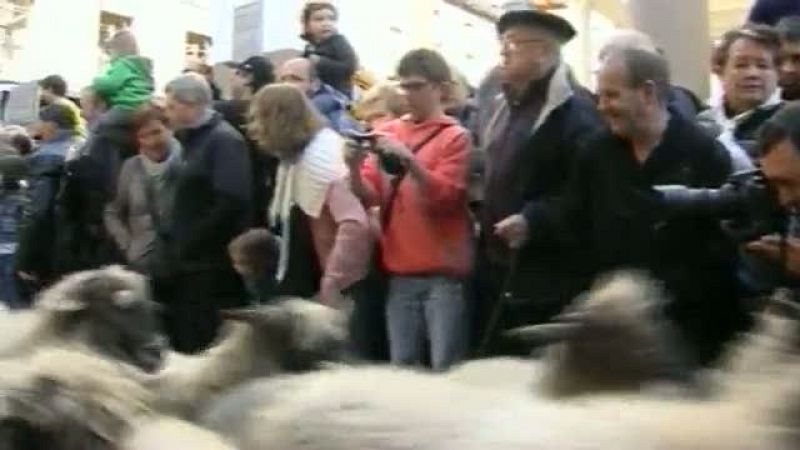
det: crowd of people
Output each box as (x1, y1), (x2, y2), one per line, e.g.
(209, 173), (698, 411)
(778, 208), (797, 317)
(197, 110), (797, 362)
(3, 0), (800, 373)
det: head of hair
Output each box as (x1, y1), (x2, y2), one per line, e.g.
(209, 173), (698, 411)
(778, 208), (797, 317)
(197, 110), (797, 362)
(38, 103), (78, 131)
(38, 75), (67, 97)
(130, 103), (168, 136)
(777, 16), (800, 43)
(228, 228), (281, 275)
(105, 29), (139, 57)
(248, 83), (325, 160)
(759, 102), (800, 157)
(714, 24), (781, 69)
(606, 47), (671, 104)
(396, 48), (453, 85)
(0, 125), (33, 156)
(165, 73), (212, 106)
(352, 82), (409, 122)
(302, 2), (338, 25)
(599, 29), (658, 61)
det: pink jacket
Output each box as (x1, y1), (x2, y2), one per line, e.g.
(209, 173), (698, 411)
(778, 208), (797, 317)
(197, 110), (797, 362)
(310, 178), (372, 304)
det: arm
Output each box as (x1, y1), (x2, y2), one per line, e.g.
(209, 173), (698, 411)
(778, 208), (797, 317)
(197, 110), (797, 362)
(521, 143), (594, 248)
(177, 132), (253, 257)
(92, 60), (128, 99)
(347, 154), (381, 208)
(103, 160), (134, 255)
(318, 180), (372, 304)
(313, 35), (358, 87)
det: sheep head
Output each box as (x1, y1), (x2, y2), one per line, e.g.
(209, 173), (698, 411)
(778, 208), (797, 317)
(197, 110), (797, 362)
(220, 298), (351, 374)
(504, 271), (692, 395)
(0, 349), (155, 450)
(35, 266), (166, 373)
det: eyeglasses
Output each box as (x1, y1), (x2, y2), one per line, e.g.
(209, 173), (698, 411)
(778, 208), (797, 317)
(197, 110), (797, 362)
(500, 38), (547, 52)
(398, 80), (430, 91)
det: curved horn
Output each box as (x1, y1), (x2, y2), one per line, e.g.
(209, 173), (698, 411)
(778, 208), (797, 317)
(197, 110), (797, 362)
(219, 308), (262, 323)
(503, 323), (581, 345)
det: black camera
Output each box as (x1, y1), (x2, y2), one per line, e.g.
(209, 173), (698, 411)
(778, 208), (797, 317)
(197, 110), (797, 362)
(653, 169), (787, 242)
(343, 130), (407, 176)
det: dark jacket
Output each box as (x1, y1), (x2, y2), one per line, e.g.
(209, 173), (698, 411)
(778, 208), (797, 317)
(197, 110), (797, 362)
(15, 139), (71, 278)
(51, 108), (137, 274)
(524, 114), (745, 364)
(480, 63), (603, 310)
(171, 111), (252, 270)
(213, 99), (277, 227)
(748, 0), (800, 25)
(303, 33), (358, 96)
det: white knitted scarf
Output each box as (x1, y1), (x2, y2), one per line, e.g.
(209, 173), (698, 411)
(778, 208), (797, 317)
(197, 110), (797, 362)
(269, 128), (347, 281)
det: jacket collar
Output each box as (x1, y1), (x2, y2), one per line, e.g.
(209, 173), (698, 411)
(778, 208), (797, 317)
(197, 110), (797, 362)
(491, 62), (575, 136)
(707, 89), (783, 132)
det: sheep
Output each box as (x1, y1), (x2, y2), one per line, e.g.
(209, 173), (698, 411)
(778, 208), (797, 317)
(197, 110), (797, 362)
(0, 347), (155, 450)
(198, 279), (800, 450)
(449, 271), (695, 397)
(0, 265), (166, 373)
(0, 347), (236, 450)
(121, 417), (238, 450)
(199, 361), (799, 450)
(150, 297), (351, 419)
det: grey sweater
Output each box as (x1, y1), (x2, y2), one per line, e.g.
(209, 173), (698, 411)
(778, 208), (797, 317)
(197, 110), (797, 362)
(104, 142), (180, 270)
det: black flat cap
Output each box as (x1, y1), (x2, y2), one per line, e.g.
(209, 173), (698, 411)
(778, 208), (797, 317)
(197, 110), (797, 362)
(497, 1), (576, 43)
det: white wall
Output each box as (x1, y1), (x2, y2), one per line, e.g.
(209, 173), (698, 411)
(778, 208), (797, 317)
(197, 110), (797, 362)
(10, 0), (214, 93)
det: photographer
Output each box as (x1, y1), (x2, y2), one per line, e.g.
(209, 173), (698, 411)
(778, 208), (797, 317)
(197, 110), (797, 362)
(744, 104), (800, 280)
(346, 49), (472, 371)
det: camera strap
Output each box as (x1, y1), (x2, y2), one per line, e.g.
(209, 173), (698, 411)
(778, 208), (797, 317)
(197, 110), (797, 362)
(381, 123), (453, 229)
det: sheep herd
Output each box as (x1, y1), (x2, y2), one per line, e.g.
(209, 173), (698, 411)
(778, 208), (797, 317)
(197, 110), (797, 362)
(0, 266), (799, 449)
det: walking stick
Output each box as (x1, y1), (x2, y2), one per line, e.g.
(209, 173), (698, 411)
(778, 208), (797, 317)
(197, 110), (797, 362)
(476, 250), (519, 357)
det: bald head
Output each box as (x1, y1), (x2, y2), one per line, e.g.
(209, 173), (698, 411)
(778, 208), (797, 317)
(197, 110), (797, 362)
(279, 58), (319, 95)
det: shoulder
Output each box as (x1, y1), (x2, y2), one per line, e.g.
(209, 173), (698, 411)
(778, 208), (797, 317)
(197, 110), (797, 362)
(327, 33), (353, 48)
(209, 118), (247, 146)
(674, 115), (720, 149)
(557, 93), (603, 139)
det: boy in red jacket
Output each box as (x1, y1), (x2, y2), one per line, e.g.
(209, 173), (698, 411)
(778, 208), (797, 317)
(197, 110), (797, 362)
(347, 49), (472, 371)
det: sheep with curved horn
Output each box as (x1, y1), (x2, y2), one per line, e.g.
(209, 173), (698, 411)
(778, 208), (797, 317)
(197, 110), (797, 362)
(149, 297), (352, 419)
(451, 271), (695, 397)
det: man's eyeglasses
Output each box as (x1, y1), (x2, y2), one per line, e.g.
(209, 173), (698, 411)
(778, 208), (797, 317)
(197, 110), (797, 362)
(398, 80), (430, 91)
(500, 38), (547, 52)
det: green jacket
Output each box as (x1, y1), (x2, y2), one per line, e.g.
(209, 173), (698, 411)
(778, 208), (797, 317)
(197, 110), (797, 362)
(93, 56), (154, 110)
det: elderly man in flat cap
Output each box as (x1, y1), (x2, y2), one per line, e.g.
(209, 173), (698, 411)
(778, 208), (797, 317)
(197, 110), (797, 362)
(476, 1), (602, 354)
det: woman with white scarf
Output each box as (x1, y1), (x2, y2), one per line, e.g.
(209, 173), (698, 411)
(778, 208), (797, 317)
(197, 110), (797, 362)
(247, 83), (371, 307)
(105, 103), (181, 274)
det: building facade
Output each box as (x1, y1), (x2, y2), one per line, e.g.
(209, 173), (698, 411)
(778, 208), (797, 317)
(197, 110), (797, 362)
(1, 0), (212, 92)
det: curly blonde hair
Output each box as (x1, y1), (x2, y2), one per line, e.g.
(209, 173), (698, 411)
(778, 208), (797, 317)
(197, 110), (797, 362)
(248, 83), (324, 160)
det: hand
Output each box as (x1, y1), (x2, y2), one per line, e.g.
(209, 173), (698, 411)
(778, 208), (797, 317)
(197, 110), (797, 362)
(343, 139), (369, 168)
(494, 214), (529, 249)
(746, 236), (800, 278)
(376, 136), (415, 165)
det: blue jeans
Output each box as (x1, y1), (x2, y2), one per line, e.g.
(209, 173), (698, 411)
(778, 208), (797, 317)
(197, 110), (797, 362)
(386, 275), (468, 371)
(0, 253), (22, 309)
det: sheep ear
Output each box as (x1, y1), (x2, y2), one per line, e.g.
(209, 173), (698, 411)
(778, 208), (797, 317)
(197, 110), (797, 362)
(503, 323), (581, 345)
(37, 295), (88, 312)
